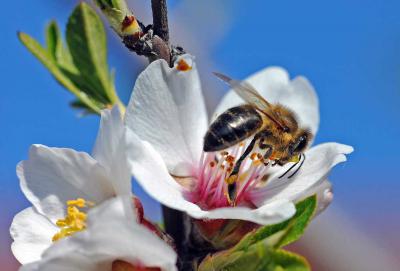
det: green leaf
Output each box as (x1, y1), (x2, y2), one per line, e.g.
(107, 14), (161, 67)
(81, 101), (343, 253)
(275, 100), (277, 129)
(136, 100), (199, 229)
(66, 2), (117, 105)
(234, 195), (317, 251)
(196, 196), (316, 271)
(275, 195), (317, 248)
(18, 4), (125, 115)
(18, 31), (101, 114)
(46, 20), (61, 60)
(45, 21), (77, 74)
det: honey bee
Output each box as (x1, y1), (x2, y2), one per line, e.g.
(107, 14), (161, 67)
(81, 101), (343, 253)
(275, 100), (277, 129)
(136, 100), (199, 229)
(204, 72), (312, 204)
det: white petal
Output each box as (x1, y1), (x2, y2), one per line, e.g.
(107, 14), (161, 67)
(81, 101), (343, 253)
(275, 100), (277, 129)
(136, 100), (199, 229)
(125, 58), (208, 175)
(10, 207), (58, 264)
(23, 197), (178, 271)
(306, 179), (334, 215)
(213, 67), (320, 136)
(19, 255), (96, 271)
(92, 106), (124, 167)
(93, 106), (132, 196)
(127, 129), (295, 225)
(250, 143), (353, 206)
(19, 145), (114, 222)
(191, 199), (296, 225)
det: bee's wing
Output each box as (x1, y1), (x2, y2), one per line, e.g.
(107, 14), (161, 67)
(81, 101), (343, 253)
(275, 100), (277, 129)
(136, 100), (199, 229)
(213, 72), (272, 111)
(214, 72), (287, 129)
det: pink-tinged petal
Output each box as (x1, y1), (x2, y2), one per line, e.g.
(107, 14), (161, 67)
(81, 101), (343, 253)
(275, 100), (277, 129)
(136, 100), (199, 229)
(250, 143), (353, 206)
(213, 67), (319, 137)
(127, 129), (295, 225)
(10, 207), (58, 264)
(309, 179), (334, 215)
(93, 106), (132, 196)
(20, 197), (178, 271)
(125, 57), (208, 175)
(18, 145), (114, 222)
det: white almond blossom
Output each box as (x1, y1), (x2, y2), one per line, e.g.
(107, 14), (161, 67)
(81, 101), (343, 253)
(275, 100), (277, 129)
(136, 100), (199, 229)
(19, 196), (178, 271)
(124, 56), (353, 226)
(10, 107), (134, 264)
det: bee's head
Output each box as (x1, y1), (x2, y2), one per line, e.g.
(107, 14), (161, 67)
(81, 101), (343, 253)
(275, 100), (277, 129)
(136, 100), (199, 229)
(288, 129), (312, 157)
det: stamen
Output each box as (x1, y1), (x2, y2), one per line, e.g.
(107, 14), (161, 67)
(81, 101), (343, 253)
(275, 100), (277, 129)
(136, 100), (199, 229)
(193, 138), (285, 208)
(52, 198), (93, 242)
(199, 154), (224, 201)
(176, 59), (192, 71)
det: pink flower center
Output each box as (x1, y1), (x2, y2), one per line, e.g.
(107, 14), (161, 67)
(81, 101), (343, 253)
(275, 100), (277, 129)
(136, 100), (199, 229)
(187, 142), (273, 210)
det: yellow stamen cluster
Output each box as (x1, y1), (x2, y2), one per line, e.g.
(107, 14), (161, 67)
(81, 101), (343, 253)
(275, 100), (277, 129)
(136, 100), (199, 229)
(52, 198), (94, 242)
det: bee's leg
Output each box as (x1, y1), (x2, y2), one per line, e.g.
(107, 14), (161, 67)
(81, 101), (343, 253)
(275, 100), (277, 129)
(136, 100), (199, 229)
(272, 160), (280, 166)
(259, 142), (273, 165)
(226, 133), (260, 204)
(258, 131), (274, 163)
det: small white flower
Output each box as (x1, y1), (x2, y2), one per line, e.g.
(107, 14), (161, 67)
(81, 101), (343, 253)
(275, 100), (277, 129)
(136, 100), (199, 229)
(19, 196), (178, 271)
(124, 56), (353, 225)
(10, 107), (135, 264)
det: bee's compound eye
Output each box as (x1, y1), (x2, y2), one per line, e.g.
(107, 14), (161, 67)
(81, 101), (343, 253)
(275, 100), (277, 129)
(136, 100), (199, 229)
(294, 135), (308, 152)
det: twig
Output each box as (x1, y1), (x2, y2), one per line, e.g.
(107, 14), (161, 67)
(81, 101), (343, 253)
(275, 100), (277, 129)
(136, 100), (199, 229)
(96, 0), (185, 66)
(150, 0), (186, 257)
(162, 205), (184, 252)
(151, 0), (169, 43)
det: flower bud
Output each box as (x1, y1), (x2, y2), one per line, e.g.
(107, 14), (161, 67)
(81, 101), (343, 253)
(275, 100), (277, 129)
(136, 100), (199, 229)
(95, 0), (142, 37)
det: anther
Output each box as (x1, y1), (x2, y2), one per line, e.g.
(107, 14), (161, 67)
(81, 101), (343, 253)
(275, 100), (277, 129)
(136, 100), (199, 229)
(225, 155), (235, 163)
(52, 198), (92, 242)
(176, 59), (192, 71)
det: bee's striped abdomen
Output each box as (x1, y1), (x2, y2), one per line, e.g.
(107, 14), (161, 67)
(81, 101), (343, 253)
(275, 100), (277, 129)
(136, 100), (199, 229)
(203, 105), (263, 152)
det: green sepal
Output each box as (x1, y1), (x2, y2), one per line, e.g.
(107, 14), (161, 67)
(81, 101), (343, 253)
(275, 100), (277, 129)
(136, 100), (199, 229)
(234, 195), (317, 251)
(265, 249), (310, 271)
(198, 242), (310, 271)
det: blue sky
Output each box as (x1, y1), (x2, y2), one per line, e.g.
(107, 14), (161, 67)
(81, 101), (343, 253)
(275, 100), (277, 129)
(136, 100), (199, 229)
(1, 0), (400, 267)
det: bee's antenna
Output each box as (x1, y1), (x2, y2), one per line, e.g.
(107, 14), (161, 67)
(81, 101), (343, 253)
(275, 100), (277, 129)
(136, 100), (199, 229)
(288, 153), (306, 178)
(278, 157), (299, 179)
(213, 72), (232, 83)
(278, 153), (305, 179)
